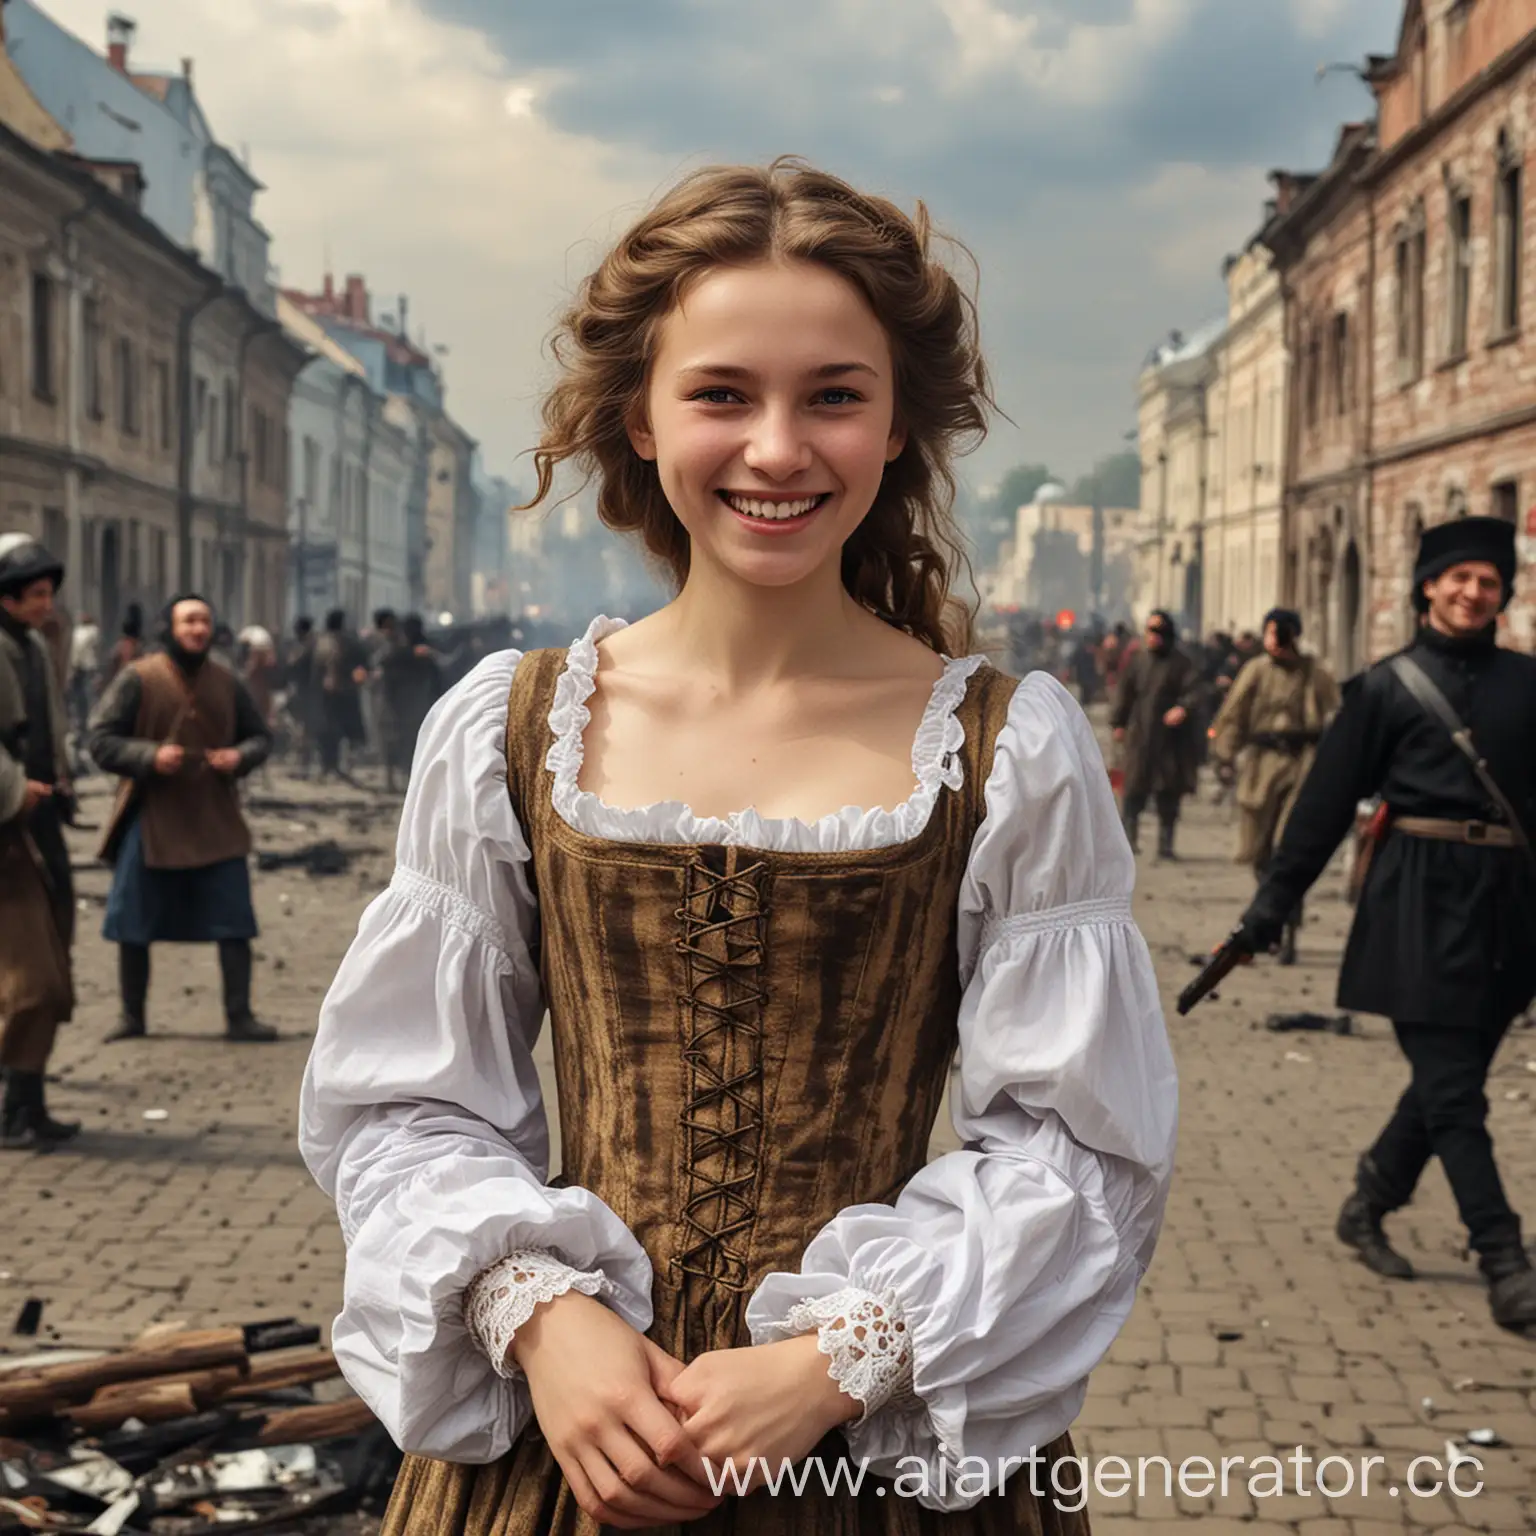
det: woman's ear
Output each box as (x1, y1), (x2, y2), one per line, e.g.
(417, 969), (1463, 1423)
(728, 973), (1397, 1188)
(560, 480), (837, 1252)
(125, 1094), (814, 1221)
(627, 405), (657, 462)
(886, 423), (907, 462)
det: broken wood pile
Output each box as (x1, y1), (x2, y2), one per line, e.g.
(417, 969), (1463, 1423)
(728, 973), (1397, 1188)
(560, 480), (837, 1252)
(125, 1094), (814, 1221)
(0, 1319), (396, 1534)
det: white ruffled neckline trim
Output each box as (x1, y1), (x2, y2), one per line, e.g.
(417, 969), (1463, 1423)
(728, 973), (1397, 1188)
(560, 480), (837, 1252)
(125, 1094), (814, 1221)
(544, 615), (985, 853)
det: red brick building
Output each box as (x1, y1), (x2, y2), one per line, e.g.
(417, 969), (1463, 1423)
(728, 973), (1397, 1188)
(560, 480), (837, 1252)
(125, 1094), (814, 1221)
(1263, 125), (1377, 676)
(1266, 0), (1536, 669)
(1364, 0), (1536, 655)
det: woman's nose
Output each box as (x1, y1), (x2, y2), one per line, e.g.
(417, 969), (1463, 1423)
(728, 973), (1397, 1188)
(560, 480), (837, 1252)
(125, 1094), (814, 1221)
(742, 406), (812, 479)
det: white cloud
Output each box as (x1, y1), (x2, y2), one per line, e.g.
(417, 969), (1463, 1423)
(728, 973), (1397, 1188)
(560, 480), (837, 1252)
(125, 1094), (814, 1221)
(936, 0), (1193, 105)
(1129, 162), (1269, 283)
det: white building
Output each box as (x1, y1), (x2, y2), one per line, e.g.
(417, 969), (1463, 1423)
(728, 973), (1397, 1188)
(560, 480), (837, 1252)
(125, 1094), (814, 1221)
(280, 295), (411, 622)
(1201, 241), (1286, 637)
(1135, 318), (1225, 630)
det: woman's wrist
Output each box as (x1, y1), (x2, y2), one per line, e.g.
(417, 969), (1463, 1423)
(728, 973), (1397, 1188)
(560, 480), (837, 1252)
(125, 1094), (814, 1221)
(782, 1332), (863, 1430)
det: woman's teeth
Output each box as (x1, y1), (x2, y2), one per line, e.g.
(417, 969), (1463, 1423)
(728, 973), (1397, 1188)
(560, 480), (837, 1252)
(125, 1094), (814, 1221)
(722, 492), (824, 521)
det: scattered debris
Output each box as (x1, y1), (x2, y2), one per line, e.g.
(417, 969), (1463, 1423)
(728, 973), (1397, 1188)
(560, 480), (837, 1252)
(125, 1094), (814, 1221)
(140, 1112), (168, 1124)
(254, 841), (353, 878)
(1264, 1011), (1354, 1035)
(1214, 1329), (1244, 1342)
(1421, 1396), (1435, 1414)
(13, 1300), (44, 1338)
(0, 1319), (395, 1534)
(1283, 1051), (1312, 1064)
(1464, 1427), (1505, 1448)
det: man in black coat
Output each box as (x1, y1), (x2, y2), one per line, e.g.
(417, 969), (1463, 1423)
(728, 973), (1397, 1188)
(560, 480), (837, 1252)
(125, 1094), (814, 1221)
(1110, 609), (1203, 859)
(1239, 516), (1536, 1336)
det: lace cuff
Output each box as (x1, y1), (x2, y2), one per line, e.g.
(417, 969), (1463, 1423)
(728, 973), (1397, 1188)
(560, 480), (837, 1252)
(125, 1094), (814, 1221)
(783, 1286), (916, 1424)
(463, 1249), (615, 1380)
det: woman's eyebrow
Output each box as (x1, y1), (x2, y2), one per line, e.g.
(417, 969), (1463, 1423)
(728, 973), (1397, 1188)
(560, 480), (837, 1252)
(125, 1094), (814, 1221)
(674, 361), (880, 381)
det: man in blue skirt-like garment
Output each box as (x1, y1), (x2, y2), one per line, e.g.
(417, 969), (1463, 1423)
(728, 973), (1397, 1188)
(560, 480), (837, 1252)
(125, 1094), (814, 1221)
(88, 595), (276, 1043)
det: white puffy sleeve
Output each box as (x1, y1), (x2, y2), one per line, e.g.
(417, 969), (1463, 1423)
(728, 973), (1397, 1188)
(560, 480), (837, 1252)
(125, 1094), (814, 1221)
(298, 650), (653, 1464)
(747, 671), (1176, 1509)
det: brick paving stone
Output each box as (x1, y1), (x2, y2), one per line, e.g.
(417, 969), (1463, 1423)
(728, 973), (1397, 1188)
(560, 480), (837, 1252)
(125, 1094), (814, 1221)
(2, 751), (1534, 1532)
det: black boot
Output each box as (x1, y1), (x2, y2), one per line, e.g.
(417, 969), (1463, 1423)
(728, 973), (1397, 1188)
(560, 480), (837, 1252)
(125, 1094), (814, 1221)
(1, 1072), (79, 1150)
(1336, 1155), (1415, 1279)
(31, 1075), (79, 1144)
(0, 1071), (29, 1149)
(1478, 1226), (1536, 1337)
(220, 940), (277, 1042)
(1122, 813), (1140, 855)
(1156, 821), (1177, 862)
(106, 944), (150, 1042)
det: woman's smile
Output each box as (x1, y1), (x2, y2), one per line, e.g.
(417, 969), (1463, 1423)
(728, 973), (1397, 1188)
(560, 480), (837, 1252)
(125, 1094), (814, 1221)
(718, 490), (833, 530)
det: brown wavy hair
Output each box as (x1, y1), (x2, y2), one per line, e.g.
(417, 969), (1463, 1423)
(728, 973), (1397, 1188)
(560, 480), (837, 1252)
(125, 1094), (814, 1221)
(525, 157), (993, 655)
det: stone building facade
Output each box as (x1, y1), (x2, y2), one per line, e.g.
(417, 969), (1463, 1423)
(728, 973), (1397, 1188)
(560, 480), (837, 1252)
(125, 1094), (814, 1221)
(1, 3), (302, 635)
(1135, 319), (1224, 630)
(1262, 124), (1377, 676)
(1261, 0), (1535, 669)
(1362, 0), (1536, 654)
(1202, 240), (1288, 638)
(0, 110), (198, 632)
(286, 273), (478, 618)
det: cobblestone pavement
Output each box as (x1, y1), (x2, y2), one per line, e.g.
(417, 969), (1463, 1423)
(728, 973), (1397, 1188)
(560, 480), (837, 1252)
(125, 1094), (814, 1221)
(2, 748), (1534, 1531)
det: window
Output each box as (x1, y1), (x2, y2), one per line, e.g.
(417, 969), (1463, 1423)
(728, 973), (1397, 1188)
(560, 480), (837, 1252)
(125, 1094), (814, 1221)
(117, 337), (140, 435)
(152, 360), (171, 450)
(31, 272), (55, 400)
(208, 395), (220, 465)
(1304, 326), (1321, 429)
(1331, 312), (1351, 415)
(252, 409), (270, 486)
(1495, 135), (1522, 335)
(1492, 479), (1519, 523)
(303, 436), (320, 504)
(1448, 192), (1472, 357)
(1395, 207), (1427, 381)
(84, 299), (105, 419)
(43, 508), (67, 562)
(151, 527), (168, 597)
(223, 380), (237, 460)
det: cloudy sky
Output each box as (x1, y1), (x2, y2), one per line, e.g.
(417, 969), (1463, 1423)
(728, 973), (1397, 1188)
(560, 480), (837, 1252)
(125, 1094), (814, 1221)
(40, 0), (1403, 493)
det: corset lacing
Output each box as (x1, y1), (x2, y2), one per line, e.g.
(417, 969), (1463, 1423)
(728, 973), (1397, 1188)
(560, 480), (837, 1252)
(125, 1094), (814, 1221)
(673, 851), (768, 1303)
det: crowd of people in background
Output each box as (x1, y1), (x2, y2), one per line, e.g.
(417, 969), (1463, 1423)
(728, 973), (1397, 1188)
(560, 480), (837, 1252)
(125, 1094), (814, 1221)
(57, 603), (456, 791)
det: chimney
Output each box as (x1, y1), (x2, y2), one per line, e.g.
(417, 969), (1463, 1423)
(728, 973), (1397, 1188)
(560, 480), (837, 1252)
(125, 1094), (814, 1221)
(182, 56), (194, 83)
(107, 13), (136, 74)
(398, 294), (409, 339)
(322, 272), (335, 305)
(344, 274), (370, 324)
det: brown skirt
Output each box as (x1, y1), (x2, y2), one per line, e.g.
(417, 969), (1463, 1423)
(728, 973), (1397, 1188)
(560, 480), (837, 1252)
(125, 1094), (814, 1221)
(381, 1429), (1091, 1535)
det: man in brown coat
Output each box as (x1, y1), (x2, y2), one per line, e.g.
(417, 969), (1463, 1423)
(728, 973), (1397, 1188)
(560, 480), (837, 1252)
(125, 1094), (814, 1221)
(1110, 609), (1203, 859)
(1210, 608), (1340, 963)
(0, 536), (80, 1148)
(88, 595), (275, 1043)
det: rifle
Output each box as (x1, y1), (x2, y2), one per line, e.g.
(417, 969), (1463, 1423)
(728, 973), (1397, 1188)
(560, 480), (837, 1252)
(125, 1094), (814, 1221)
(1176, 925), (1253, 1016)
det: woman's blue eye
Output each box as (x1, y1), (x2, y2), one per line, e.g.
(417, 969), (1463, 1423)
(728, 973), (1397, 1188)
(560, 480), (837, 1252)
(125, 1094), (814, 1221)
(690, 388), (741, 404)
(817, 388), (862, 406)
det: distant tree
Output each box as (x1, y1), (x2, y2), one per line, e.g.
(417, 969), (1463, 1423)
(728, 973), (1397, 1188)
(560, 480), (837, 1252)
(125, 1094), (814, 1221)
(994, 462), (1059, 516)
(963, 462), (1058, 570)
(1070, 450), (1140, 509)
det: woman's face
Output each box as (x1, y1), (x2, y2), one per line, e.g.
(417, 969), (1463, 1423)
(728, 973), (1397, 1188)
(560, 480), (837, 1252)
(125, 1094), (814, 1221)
(630, 257), (905, 591)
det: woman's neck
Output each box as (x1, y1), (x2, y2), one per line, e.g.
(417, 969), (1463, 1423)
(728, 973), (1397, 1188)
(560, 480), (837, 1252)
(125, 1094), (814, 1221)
(656, 559), (886, 690)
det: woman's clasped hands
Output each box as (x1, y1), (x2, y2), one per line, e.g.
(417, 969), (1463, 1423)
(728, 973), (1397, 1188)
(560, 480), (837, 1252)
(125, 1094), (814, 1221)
(513, 1294), (861, 1527)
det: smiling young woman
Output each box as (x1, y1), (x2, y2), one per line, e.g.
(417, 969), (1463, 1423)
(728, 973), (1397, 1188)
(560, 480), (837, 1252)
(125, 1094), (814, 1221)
(301, 158), (1177, 1534)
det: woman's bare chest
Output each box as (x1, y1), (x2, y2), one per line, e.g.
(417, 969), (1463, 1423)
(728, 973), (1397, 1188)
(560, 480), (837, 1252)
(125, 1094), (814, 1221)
(576, 680), (940, 824)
